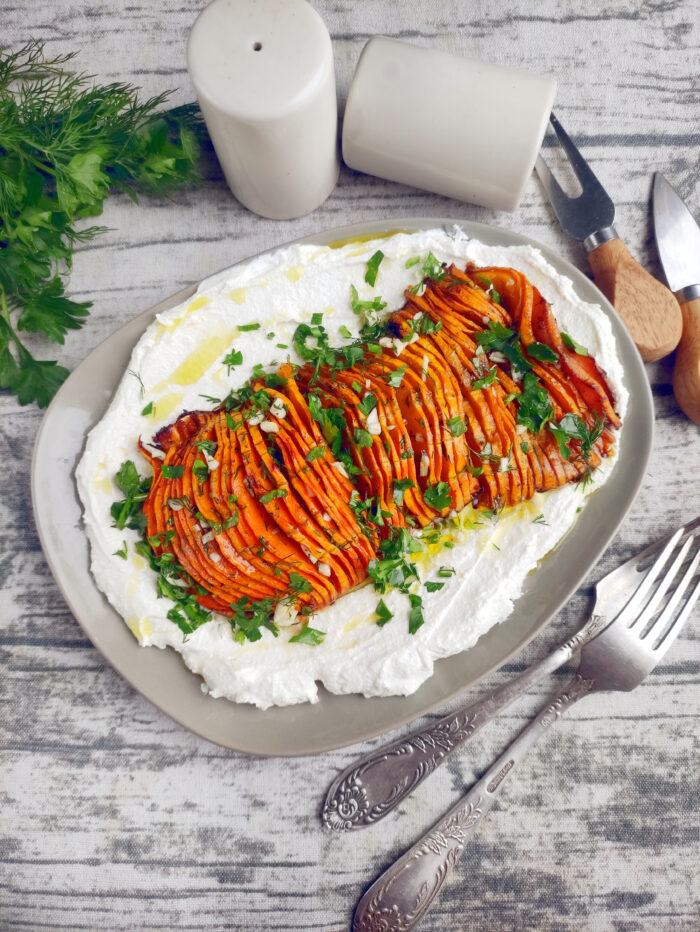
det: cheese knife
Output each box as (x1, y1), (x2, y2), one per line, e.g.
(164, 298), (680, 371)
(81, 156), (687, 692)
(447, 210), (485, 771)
(652, 173), (700, 424)
(535, 114), (683, 362)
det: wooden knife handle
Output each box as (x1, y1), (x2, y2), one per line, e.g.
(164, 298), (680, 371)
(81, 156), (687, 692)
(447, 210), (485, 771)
(672, 297), (700, 424)
(587, 239), (683, 362)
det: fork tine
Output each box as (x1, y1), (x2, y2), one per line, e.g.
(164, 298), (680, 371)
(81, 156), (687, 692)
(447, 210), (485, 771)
(611, 527), (685, 629)
(644, 546), (700, 653)
(630, 535), (694, 632)
(549, 112), (605, 191)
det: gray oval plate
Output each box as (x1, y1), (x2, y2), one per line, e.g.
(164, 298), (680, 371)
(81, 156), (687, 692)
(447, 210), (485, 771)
(31, 218), (653, 757)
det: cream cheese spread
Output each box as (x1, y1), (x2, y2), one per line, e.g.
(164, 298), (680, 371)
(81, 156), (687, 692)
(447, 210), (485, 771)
(76, 229), (628, 709)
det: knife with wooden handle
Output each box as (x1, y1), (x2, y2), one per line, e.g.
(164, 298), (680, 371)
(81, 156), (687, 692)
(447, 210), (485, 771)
(652, 172), (700, 423)
(536, 115), (683, 363)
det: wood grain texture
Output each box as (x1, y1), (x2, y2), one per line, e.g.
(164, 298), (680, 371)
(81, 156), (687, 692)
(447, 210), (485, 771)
(587, 238), (683, 361)
(1, 1), (699, 930)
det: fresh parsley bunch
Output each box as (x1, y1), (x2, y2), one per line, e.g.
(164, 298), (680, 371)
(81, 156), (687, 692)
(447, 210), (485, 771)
(0, 41), (204, 407)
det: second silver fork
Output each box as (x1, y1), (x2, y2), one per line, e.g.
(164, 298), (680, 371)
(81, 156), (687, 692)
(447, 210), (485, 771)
(323, 518), (700, 833)
(352, 525), (700, 931)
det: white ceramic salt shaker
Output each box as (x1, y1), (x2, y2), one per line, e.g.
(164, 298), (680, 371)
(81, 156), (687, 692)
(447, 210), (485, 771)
(187, 0), (339, 220)
(342, 37), (556, 212)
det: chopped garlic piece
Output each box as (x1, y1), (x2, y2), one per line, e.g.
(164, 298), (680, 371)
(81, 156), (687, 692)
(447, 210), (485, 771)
(331, 461), (349, 479)
(248, 412), (265, 426)
(273, 603), (297, 628)
(270, 398), (287, 418)
(260, 420), (279, 433)
(366, 407), (381, 435)
(420, 451), (430, 477)
(317, 562), (331, 577)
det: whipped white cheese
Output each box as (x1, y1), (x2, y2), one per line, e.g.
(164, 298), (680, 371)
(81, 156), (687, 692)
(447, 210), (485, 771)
(77, 229), (628, 709)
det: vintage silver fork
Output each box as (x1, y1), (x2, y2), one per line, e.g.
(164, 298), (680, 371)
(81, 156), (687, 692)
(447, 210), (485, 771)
(323, 517), (700, 833)
(351, 525), (700, 932)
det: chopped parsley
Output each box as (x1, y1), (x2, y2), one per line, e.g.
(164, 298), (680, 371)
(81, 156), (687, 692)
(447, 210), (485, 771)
(288, 572), (313, 593)
(237, 322), (260, 332)
(110, 460), (151, 531)
(365, 250), (384, 287)
(222, 347), (243, 372)
(407, 593), (424, 633)
(354, 427), (373, 448)
(141, 401), (154, 416)
(423, 481), (452, 511)
(425, 580), (445, 593)
(289, 626), (325, 645)
(306, 445), (327, 462)
(405, 255), (421, 268)
(375, 598), (393, 626)
(392, 477), (415, 506)
(527, 342), (559, 364)
(472, 368), (497, 391)
(260, 488), (287, 504)
(350, 283), (387, 315)
(358, 393), (377, 416)
(113, 541), (128, 560)
(385, 365), (407, 388)
(515, 373), (554, 433)
(447, 416), (466, 437)
(562, 332), (589, 355)
(161, 464), (185, 479)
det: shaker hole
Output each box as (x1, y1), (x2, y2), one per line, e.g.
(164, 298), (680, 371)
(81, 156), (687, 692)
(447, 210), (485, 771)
(253, 42), (262, 51)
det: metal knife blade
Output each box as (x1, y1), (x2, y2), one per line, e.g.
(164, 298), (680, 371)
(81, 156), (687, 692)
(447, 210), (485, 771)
(653, 173), (700, 301)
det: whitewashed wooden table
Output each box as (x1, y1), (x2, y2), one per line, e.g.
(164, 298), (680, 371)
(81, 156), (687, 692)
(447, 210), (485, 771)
(2, 2), (699, 929)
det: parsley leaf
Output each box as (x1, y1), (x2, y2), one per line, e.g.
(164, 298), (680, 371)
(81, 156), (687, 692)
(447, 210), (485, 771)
(350, 284), (387, 315)
(260, 488), (287, 504)
(407, 593), (424, 634)
(306, 445), (326, 462)
(447, 416), (466, 437)
(375, 598), (393, 626)
(424, 481), (452, 511)
(384, 365), (407, 388)
(515, 373), (554, 434)
(289, 626), (325, 645)
(365, 250), (384, 287)
(527, 342), (559, 364)
(288, 572), (313, 593)
(354, 427), (373, 448)
(222, 347), (243, 371)
(0, 41), (203, 407)
(562, 332), (589, 355)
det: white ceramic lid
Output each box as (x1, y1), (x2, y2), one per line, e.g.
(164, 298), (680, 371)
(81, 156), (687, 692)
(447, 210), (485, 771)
(187, 0), (333, 122)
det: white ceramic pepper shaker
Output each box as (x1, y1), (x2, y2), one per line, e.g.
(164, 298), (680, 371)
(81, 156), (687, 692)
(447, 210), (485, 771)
(342, 37), (556, 212)
(187, 0), (339, 220)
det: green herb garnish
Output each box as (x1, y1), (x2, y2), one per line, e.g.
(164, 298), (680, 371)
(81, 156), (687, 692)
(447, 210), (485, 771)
(289, 626), (325, 645)
(424, 481), (452, 511)
(527, 342), (559, 364)
(447, 416), (466, 437)
(375, 598), (393, 626)
(407, 593), (424, 633)
(260, 488), (287, 504)
(562, 332), (589, 355)
(365, 250), (384, 287)
(0, 41), (203, 407)
(222, 347), (243, 372)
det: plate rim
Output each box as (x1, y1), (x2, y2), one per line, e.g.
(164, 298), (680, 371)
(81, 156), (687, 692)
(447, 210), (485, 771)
(31, 217), (654, 756)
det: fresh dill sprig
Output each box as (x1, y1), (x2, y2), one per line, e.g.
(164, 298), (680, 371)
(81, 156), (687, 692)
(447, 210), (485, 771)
(0, 41), (205, 407)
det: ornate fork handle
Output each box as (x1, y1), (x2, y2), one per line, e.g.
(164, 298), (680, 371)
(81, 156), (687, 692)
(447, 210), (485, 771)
(352, 673), (596, 932)
(323, 614), (607, 832)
